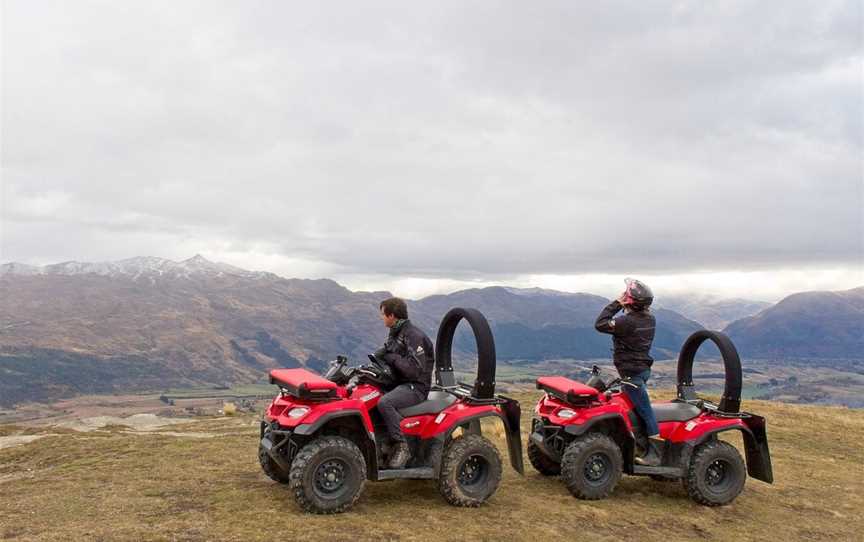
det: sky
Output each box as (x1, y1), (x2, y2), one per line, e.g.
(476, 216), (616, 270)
(2, 1), (862, 301)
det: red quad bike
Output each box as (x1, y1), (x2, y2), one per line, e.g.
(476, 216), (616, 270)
(259, 308), (524, 514)
(528, 330), (773, 506)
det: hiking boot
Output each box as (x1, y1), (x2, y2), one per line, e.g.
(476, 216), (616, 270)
(635, 437), (664, 467)
(388, 441), (411, 469)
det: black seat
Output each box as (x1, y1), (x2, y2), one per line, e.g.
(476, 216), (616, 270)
(652, 401), (701, 422)
(398, 391), (457, 417)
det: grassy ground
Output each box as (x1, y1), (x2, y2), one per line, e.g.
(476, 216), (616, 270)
(1, 391), (862, 542)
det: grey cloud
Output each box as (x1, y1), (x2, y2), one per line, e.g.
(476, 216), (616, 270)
(2, 0), (862, 277)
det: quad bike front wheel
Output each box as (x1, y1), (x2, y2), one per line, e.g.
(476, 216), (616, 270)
(288, 436), (367, 514)
(684, 439), (746, 506)
(438, 434), (503, 507)
(527, 439), (561, 476)
(560, 433), (622, 500)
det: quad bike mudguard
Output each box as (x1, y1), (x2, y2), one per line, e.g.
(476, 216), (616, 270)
(500, 396), (525, 474)
(741, 414), (773, 483)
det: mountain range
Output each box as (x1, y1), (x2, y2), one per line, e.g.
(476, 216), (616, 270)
(1, 256), (861, 406)
(724, 286), (864, 358)
(655, 294), (772, 330)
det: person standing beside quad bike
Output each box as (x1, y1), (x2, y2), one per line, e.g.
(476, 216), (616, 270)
(594, 278), (663, 466)
(374, 297), (435, 469)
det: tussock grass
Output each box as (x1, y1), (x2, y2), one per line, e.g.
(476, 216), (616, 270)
(1, 392), (862, 541)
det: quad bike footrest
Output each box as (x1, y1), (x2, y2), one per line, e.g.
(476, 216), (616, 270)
(377, 467), (435, 480)
(632, 465), (684, 478)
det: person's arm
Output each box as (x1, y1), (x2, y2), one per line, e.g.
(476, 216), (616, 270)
(595, 300), (623, 335)
(387, 330), (428, 381)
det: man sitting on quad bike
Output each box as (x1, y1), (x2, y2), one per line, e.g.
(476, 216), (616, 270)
(374, 297), (435, 469)
(594, 278), (663, 466)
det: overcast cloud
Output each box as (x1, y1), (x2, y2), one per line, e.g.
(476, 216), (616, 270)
(2, 1), (862, 299)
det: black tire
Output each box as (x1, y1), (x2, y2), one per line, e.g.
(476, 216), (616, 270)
(288, 436), (367, 514)
(684, 439), (746, 506)
(527, 439), (561, 476)
(560, 433), (622, 500)
(258, 443), (291, 483)
(438, 434), (503, 507)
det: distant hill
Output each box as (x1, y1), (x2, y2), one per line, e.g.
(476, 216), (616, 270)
(657, 294), (771, 330)
(0, 257), (391, 406)
(3, 256), (861, 407)
(410, 286), (703, 360)
(724, 286), (864, 358)
(0, 256), (700, 406)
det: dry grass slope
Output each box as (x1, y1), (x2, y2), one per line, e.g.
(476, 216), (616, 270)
(1, 391), (862, 542)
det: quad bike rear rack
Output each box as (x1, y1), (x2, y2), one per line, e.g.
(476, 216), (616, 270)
(434, 307), (525, 475)
(674, 329), (774, 483)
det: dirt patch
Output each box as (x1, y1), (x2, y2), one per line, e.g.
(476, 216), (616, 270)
(57, 413), (193, 432)
(0, 434), (58, 450)
(121, 430), (217, 439)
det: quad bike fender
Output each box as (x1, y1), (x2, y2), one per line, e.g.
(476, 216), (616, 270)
(294, 410), (375, 440)
(294, 407), (375, 436)
(437, 405), (525, 475)
(294, 411), (380, 477)
(686, 417), (773, 484)
(562, 413), (637, 473)
(562, 412), (629, 437)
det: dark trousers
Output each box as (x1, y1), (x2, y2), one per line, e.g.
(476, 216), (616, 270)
(621, 369), (660, 437)
(377, 383), (426, 443)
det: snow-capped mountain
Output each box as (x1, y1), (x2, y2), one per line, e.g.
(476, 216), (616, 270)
(0, 255), (267, 281)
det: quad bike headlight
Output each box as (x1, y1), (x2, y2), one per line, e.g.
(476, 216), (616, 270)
(556, 408), (577, 419)
(287, 407), (310, 419)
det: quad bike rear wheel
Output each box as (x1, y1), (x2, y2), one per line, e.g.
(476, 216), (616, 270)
(560, 433), (622, 500)
(258, 440), (290, 483)
(289, 436), (367, 514)
(527, 439), (561, 476)
(438, 434), (503, 507)
(684, 439), (746, 506)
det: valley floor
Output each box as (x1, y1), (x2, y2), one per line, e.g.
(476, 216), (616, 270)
(1, 391), (863, 541)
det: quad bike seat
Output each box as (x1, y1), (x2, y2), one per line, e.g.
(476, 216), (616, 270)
(651, 401), (702, 422)
(398, 390), (458, 417)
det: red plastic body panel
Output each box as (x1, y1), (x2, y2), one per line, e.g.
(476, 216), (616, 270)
(535, 391), (634, 432)
(264, 376), (503, 439)
(534, 385), (748, 443)
(536, 376), (600, 398)
(401, 402), (507, 438)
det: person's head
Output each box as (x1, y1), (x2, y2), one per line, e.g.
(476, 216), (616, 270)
(621, 278), (654, 312)
(379, 297), (408, 327)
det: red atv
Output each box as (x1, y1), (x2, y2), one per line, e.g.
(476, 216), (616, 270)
(528, 330), (773, 506)
(259, 308), (524, 514)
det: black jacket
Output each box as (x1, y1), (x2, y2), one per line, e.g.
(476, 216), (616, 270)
(594, 300), (656, 376)
(375, 320), (435, 394)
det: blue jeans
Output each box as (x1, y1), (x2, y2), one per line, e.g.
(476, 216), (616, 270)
(622, 369), (660, 437)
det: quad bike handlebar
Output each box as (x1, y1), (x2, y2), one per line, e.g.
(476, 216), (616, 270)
(322, 355), (396, 393)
